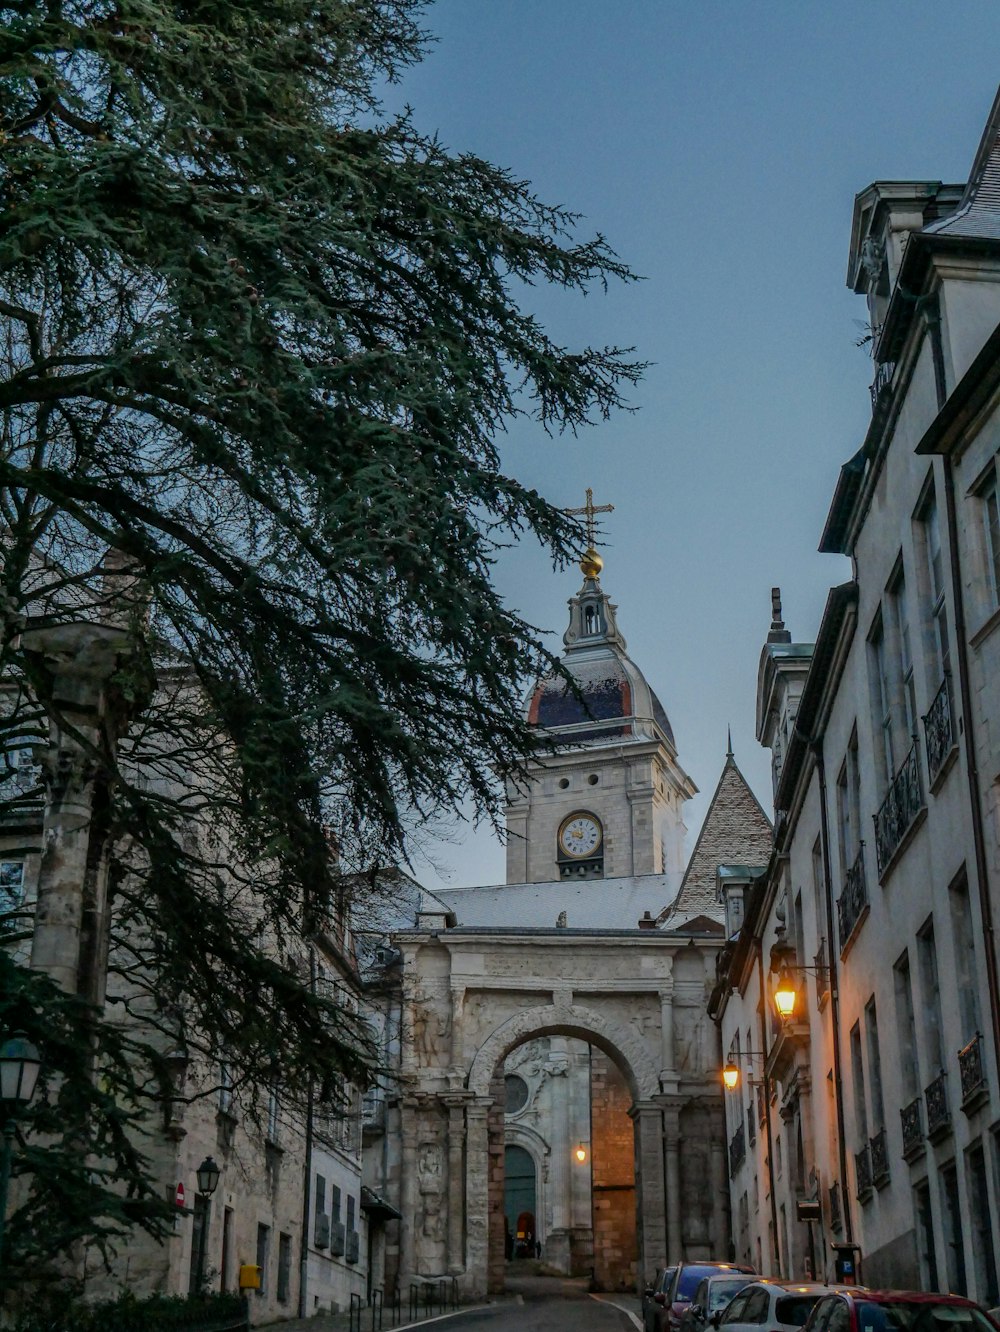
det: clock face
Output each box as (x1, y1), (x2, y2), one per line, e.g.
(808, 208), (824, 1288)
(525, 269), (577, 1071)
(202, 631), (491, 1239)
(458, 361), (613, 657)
(558, 813), (603, 859)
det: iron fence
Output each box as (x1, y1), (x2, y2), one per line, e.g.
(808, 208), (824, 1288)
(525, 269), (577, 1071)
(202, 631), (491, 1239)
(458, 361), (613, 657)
(870, 1127), (889, 1184)
(923, 676), (954, 786)
(855, 1144), (872, 1198)
(873, 743), (923, 876)
(838, 844), (868, 948)
(729, 1121), (746, 1176)
(900, 1096), (923, 1157)
(959, 1032), (987, 1105)
(925, 1071), (950, 1138)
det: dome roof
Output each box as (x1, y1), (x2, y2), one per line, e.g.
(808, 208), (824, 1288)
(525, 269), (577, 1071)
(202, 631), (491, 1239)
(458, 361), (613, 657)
(526, 650), (675, 749)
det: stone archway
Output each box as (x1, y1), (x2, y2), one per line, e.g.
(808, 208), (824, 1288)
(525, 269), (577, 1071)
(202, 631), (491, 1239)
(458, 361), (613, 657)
(464, 1002), (665, 1295)
(392, 928), (726, 1299)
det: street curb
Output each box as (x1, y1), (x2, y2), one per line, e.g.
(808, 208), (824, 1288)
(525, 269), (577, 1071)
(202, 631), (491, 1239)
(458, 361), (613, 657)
(589, 1294), (643, 1331)
(391, 1304), (495, 1332)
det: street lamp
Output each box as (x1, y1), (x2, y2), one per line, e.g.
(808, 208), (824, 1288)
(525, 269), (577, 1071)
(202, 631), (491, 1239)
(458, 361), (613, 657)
(722, 1061), (740, 1092)
(193, 1156), (221, 1294)
(0, 1034), (42, 1276)
(772, 966), (798, 1021)
(574, 1143), (588, 1163)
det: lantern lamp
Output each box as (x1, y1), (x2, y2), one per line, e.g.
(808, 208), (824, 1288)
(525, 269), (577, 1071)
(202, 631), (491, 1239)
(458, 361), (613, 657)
(574, 1143), (588, 1163)
(773, 966), (798, 1020)
(0, 1034), (41, 1107)
(196, 1155), (221, 1197)
(722, 1061), (740, 1092)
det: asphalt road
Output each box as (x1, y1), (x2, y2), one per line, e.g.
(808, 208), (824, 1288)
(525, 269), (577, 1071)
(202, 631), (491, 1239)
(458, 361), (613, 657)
(438, 1277), (640, 1332)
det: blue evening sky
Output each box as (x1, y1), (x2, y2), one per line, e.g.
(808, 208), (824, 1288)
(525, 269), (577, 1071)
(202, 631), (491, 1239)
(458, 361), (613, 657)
(387, 3), (1000, 890)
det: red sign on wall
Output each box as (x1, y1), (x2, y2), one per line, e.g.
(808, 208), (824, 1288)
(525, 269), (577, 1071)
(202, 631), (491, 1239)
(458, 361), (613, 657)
(175, 1182), (185, 1208)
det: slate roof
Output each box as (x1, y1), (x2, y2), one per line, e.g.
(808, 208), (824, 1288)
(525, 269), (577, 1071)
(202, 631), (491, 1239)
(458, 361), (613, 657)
(436, 871), (682, 931)
(659, 753), (772, 928)
(926, 85), (1000, 241)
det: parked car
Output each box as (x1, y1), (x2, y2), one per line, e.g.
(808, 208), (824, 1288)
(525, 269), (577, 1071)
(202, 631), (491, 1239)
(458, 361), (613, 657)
(644, 1267), (679, 1332)
(662, 1263), (758, 1332)
(801, 1291), (1000, 1332)
(680, 1273), (769, 1332)
(721, 1283), (858, 1332)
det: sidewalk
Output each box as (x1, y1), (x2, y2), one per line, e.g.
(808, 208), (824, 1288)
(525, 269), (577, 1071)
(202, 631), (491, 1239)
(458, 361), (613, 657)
(259, 1298), (496, 1332)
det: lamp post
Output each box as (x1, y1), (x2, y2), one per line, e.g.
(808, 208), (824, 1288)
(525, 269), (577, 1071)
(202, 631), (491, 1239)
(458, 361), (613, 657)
(193, 1155), (221, 1295)
(0, 1034), (42, 1280)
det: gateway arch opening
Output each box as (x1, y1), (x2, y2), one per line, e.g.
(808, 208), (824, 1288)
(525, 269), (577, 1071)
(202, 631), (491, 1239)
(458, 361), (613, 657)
(495, 1035), (638, 1289)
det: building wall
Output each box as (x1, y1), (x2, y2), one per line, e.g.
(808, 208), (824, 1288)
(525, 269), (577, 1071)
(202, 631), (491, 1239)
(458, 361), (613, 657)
(590, 1050), (637, 1290)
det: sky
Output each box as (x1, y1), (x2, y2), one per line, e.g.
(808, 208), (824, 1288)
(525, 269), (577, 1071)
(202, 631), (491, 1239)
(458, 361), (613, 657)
(385, 3), (1000, 891)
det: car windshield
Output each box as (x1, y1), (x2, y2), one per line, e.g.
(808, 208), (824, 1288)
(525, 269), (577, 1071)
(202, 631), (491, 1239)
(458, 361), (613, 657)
(710, 1281), (754, 1311)
(855, 1302), (996, 1332)
(775, 1296), (822, 1326)
(679, 1269), (736, 1300)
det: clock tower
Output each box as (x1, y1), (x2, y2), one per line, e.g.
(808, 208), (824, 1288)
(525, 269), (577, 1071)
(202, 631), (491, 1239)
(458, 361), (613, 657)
(505, 534), (697, 886)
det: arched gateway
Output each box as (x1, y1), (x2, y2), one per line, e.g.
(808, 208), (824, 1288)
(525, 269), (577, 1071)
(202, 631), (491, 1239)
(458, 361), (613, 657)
(390, 534), (774, 1297)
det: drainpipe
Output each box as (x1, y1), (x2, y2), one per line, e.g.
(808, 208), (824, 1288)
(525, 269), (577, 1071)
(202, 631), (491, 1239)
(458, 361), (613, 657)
(754, 942), (782, 1276)
(940, 456), (1000, 1081)
(812, 745), (855, 1250)
(298, 946), (317, 1317)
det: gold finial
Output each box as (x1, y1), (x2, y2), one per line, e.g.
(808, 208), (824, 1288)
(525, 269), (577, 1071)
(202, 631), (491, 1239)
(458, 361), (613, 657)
(564, 487), (614, 577)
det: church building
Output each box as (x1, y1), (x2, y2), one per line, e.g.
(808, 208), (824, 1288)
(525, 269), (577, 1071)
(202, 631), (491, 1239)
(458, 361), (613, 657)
(385, 525), (773, 1297)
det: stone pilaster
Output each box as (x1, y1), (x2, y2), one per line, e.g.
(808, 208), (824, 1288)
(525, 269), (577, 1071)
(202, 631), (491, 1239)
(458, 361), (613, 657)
(662, 1101), (682, 1261)
(631, 1101), (667, 1278)
(444, 1097), (468, 1275)
(463, 1099), (492, 1298)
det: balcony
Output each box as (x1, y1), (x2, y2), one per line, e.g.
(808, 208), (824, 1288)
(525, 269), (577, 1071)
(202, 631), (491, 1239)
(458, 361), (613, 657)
(870, 1127), (890, 1187)
(900, 1096), (925, 1160)
(870, 359), (896, 411)
(756, 1081), (766, 1126)
(925, 1071), (951, 1141)
(829, 1181), (842, 1234)
(813, 940), (830, 1008)
(873, 743), (924, 879)
(837, 845), (868, 951)
(958, 1032), (988, 1111)
(729, 1121), (746, 1176)
(923, 676), (956, 789)
(855, 1144), (873, 1201)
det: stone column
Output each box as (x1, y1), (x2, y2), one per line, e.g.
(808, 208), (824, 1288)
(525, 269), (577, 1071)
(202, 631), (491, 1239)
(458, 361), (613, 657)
(464, 1099), (492, 1298)
(708, 1104), (729, 1258)
(632, 1102), (667, 1279)
(662, 1102), (682, 1261)
(659, 973), (675, 1085)
(399, 1100), (419, 1285)
(545, 1039), (572, 1271)
(444, 1098), (467, 1274)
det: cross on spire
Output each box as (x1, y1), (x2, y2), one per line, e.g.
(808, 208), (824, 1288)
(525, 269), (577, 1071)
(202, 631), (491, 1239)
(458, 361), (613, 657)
(565, 487), (614, 547)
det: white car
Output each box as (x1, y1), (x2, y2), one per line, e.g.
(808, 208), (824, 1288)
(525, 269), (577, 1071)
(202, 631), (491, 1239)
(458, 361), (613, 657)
(719, 1283), (856, 1332)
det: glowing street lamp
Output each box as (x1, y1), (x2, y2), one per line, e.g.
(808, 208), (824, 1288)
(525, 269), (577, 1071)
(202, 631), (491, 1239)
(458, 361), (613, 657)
(773, 966), (798, 1020)
(574, 1143), (588, 1163)
(722, 1061), (740, 1092)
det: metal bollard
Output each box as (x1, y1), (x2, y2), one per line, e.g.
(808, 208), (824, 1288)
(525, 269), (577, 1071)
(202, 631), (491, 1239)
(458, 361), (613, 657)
(350, 1292), (363, 1332)
(409, 1281), (420, 1322)
(371, 1287), (383, 1332)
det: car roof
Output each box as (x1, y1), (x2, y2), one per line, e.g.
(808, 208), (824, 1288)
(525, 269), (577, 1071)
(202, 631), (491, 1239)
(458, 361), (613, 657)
(845, 1292), (983, 1306)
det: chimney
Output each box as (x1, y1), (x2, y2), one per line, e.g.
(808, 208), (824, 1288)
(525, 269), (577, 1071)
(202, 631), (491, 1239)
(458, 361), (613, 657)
(637, 910), (656, 930)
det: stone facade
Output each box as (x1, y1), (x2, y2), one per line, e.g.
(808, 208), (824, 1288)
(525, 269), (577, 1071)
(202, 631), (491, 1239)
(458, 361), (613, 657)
(713, 86), (1000, 1301)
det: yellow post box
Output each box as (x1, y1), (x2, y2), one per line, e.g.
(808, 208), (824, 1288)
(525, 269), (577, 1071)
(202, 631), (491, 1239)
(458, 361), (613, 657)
(239, 1263), (261, 1290)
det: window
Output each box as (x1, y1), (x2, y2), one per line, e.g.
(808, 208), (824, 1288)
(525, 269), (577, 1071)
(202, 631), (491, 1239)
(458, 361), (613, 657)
(188, 1196), (210, 1294)
(889, 570), (917, 738)
(950, 873), (982, 1042)
(255, 1223), (270, 1296)
(940, 1161), (968, 1295)
(914, 1179), (939, 1292)
(870, 620), (895, 785)
(277, 1232), (292, 1304)
(917, 921), (944, 1072)
(850, 1022), (868, 1143)
(218, 1061), (233, 1115)
(978, 465), (1000, 611)
(967, 1142), (999, 1307)
(865, 999), (885, 1130)
(743, 1289), (770, 1324)
(346, 1194), (355, 1232)
(836, 732), (862, 875)
(893, 952), (920, 1103)
(331, 1184), (342, 1222)
(0, 861), (24, 929)
(922, 488), (951, 681)
(314, 1173), (326, 1239)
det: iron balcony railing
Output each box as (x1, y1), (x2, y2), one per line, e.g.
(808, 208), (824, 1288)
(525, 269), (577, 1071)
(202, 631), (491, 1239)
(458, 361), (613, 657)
(855, 1143), (873, 1198)
(747, 1105), (756, 1148)
(837, 844), (868, 948)
(959, 1032), (987, 1105)
(900, 1095), (924, 1157)
(873, 743), (924, 877)
(829, 1181), (842, 1233)
(923, 676), (955, 787)
(756, 1081), (766, 1126)
(925, 1071), (950, 1138)
(729, 1121), (746, 1176)
(870, 1127), (889, 1184)
(870, 359), (896, 410)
